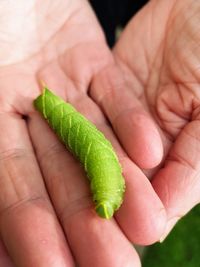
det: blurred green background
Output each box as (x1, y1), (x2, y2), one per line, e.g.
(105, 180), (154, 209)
(142, 204), (200, 267)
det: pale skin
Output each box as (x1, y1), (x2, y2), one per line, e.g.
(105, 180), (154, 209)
(0, 0), (199, 266)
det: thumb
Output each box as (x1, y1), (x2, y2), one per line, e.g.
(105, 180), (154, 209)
(152, 119), (200, 240)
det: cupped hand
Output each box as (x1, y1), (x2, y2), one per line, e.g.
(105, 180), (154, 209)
(0, 0), (167, 266)
(92, 0), (200, 241)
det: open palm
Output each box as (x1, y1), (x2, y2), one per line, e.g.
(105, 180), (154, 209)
(92, 0), (200, 240)
(0, 1), (168, 266)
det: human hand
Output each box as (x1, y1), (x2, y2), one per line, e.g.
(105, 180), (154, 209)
(92, 0), (200, 241)
(0, 0), (166, 266)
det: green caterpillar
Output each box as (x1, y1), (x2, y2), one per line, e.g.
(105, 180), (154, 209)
(34, 87), (125, 219)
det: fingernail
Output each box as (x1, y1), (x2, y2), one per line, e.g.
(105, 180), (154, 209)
(159, 216), (180, 243)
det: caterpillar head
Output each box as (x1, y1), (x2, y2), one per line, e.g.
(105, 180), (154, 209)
(95, 201), (115, 219)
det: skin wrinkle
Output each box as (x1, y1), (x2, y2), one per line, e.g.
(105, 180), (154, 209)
(164, 1), (198, 54)
(132, 0), (174, 83)
(146, 41), (165, 115)
(192, 104), (200, 120)
(38, 142), (66, 166)
(58, 195), (93, 224)
(187, 51), (200, 84)
(0, 196), (50, 222)
(92, 78), (126, 107)
(157, 89), (189, 121)
(165, 5), (200, 83)
(184, 121), (200, 146)
(35, 1), (74, 38)
(170, 42), (200, 86)
(0, 147), (33, 162)
(38, 151), (89, 206)
(176, 84), (192, 117)
(2, 163), (23, 202)
(39, 7), (82, 62)
(113, 59), (145, 101)
(116, 53), (146, 90)
(0, 149), (46, 212)
(156, 83), (199, 139)
(168, 149), (197, 171)
(180, 2), (200, 39)
(144, 3), (153, 70)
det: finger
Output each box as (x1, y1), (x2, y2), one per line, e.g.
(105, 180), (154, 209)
(30, 85), (166, 248)
(29, 98), (141, 267)
(152, 120), (200, 240)
(90, 64), (163, 169)
(115, 157), (166, 245)
(0, 113), (74, 267)
(0, 239), (15, 267)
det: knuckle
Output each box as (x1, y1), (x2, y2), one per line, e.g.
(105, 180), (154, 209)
(0, 195), (49, 220)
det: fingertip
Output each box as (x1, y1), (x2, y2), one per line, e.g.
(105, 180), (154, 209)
(115, 110), (163, 169)
(116, 160), (167, 245)
(141, 207), (167, 245)
(159, 216), (180, 243)
(117, 204), (167, 246)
